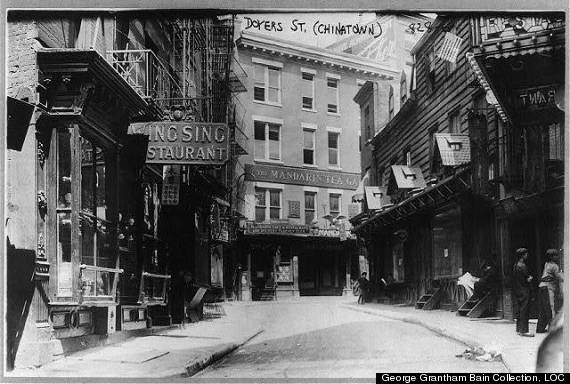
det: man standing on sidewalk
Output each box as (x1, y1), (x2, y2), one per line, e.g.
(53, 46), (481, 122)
(513, 248), (534, 337)
(357, 272), (369, 305)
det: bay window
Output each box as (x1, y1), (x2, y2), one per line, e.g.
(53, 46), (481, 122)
(50, 124), (120, 303)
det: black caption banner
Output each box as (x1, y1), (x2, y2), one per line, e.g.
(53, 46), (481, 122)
(377, 373), (568, 384)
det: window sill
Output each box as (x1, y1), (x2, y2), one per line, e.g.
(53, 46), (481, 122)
(302, 164), (319, 168)
(327, 112), (341, 117)
(253, 100), (283, 108)
(254, 159), (284, 165)
(328, 166), (343, 171)
(302, 108), (317, 113)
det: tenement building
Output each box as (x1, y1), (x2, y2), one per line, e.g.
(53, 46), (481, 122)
(234, 31), (398, 299)
(6, 11), (242, 369)
(351, 14), (565, 319)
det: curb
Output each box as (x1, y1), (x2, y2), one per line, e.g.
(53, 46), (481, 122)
(184, 329), (264, 377)
(342, 304), (511, 372)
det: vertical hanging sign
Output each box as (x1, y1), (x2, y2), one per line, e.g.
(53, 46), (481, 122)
(162, 165), (181, 206)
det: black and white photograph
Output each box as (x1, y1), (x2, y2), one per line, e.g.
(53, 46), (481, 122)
(2, 1), (569, 381)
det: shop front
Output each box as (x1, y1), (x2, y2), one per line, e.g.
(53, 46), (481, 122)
(241, 223), (355, 300)
(469, 14), (565, 319)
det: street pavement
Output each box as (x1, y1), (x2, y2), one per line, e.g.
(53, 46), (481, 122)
(8, 296), (551, 379)
(196, 298), (506, 379)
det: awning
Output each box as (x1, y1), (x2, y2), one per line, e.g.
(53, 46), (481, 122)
(353, 168), (472, 234)
(434, 134), (471, 167)
(465, 52), (511, 124)
(390, 165), (427, 190)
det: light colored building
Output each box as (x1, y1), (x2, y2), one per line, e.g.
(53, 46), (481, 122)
(234, 31), (398, 299)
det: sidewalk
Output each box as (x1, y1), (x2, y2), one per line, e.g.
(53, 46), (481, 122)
(342, 301), (548, 373)
(8, 303), (263, 378)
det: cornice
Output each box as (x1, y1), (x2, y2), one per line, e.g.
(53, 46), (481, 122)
(237, 32), (399, 79)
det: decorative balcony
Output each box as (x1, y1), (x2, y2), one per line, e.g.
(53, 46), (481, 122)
(106, 49), (184, 111)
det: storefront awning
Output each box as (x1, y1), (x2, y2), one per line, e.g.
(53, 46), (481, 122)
(466, 52), (511, 124)
(353, 168), (472, 235)
(434, 134), (471, 167)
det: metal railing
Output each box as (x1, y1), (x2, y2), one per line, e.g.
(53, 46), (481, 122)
(106, 49), (184, 102)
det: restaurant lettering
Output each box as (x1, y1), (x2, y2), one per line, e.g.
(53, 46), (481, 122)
(517, 86), (558, 109)
(129, 122), (229, 165)
(245, 164), (359, 190)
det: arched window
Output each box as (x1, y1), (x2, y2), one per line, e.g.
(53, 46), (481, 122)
(400, 71), (407, 104)
(388, 85), (394, 120)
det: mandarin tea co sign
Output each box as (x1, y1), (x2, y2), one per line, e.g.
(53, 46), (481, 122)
(129, 122), (229, 165)
(245, 164), (359, 190)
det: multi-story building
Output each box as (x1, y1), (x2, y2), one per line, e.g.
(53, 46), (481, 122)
(6, 11), (240, 369)
(351, 14), (565, 318)
(234, 31), (398, 299)
(327, 13), (432, 185)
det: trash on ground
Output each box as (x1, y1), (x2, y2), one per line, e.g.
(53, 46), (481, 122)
(455, 344), (502, 362)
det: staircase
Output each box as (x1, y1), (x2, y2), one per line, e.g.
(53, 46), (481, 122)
(415, 288), (442, 310)
(457, 293), (496, 318)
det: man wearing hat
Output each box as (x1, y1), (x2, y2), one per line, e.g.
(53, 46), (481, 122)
(537, 249), (564, 333)
(513, 248), (534, 337)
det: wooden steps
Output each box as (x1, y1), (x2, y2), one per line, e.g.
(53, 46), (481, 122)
(457, 293), (496, 318)
(415, 288), (442, 310)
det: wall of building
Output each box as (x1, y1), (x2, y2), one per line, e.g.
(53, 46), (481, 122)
(236, 44), (380, 226)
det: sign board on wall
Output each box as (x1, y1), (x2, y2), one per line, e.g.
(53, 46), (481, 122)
(129, 122), (229, 165)
(162, 165), (180, 206)
(245, 164), (359, 190)
(287, 200), (301, 218)
(478, 16), (564, 42)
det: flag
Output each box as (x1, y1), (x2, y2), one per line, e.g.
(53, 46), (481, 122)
(437, 32), (463, 63)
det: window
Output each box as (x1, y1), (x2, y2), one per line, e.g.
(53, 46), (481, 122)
(253, 62), (281, 104)
(326, 76), (340, 113)
(364, 105), (372, 140)
(254, 120), (281, 161)
(388, 86), (394, 120)
(329, 193), (341, 217)
(426, 47), (436, 93)
(400, 71), (407, 104)
(255, 188), (282, 222)
(448, 110), (460, 133)
(547, 122), (563, 160)
(376, 165), (385, 187)
(403, 147), (412, 167)
(56, 128), (73, 297)
(428, 125), (439, 174)
(328, 131), (340, 167)
(51, 126), (120, 301)
(304, 192), (317, 224)
(303, 128), (315, 165)
(301, 70), (315, 110)
(80, 137), (114, 297)
(445, 24), (458, 76)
